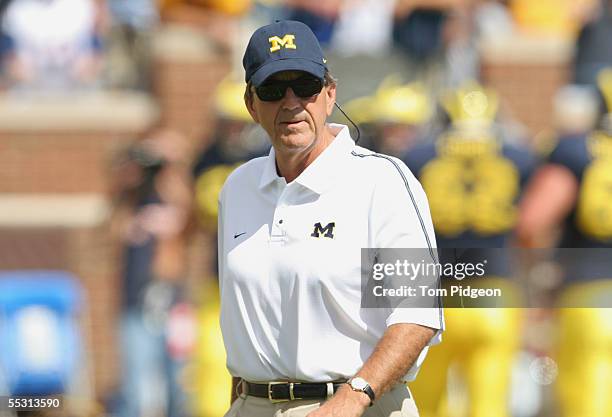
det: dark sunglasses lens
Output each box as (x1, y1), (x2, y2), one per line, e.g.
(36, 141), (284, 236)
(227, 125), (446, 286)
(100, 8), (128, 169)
(256, 77), (323, 101)
(256, 84), (286, 102)
(292, 78), (323, 98)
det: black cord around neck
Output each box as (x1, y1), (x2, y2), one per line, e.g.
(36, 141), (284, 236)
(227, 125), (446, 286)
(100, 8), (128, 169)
(334, 102), (361, 144)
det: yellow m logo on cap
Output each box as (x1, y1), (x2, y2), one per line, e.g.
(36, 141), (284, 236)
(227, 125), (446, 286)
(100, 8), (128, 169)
(269, 34), (296, 52)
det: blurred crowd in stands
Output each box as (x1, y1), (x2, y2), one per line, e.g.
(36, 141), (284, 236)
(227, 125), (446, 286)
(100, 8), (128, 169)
(1, 1), (612, 417)
(0, 0), (608, 92)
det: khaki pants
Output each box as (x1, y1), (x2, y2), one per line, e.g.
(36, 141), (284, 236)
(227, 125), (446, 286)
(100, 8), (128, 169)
(224, 384), (420, 417)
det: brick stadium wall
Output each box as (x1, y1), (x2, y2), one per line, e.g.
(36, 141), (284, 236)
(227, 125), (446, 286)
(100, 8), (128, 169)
(69, 224), (119, 397)
(480, 35), (572, 136)
(482, 63), (570, 134)
(151, 25), (229, 297)
(0, 132), (131, 194)
(153, 25), (231, 150)
(0, 92), (157, 399)
(0, 93), (158, 194)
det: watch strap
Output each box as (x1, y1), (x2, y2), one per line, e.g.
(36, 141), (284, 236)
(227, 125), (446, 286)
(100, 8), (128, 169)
(362, 384), (375, 406)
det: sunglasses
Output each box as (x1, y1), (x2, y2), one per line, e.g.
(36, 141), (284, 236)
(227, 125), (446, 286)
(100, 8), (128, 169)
(255, 76), (324, 102)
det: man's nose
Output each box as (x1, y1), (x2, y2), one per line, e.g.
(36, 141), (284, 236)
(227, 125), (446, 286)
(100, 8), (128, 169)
(281, 87), (302, 110)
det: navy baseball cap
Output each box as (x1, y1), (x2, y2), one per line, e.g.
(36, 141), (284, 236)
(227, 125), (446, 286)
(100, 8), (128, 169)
(243, 20), (328, 87)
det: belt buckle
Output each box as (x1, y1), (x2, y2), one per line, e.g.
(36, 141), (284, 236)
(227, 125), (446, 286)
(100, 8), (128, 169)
(267, 382), (302, 403)
(268, 382), (289, 403)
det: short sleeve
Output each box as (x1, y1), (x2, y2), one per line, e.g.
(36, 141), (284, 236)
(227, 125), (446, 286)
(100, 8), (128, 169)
(370, 156), (437, 252)
(368, 156), (444, 338)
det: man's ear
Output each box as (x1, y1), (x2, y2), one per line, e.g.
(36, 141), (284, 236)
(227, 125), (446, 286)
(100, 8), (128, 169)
(325, 83), (337, 117)
(244, 92), (260, 123)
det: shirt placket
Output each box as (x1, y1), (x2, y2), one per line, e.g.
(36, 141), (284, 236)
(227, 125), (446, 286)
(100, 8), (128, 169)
(270, 183), (292, 245)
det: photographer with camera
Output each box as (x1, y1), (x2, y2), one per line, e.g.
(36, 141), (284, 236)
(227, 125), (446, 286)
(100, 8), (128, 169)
(109, 128), (194, 417)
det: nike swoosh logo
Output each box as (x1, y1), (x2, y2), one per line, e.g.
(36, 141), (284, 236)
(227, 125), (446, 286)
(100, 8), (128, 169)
(233, 232), (246, 239)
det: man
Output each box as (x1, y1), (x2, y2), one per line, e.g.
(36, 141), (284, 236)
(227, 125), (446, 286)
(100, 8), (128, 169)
(109, 129), (193, 417)
(217, 20), (443, 417)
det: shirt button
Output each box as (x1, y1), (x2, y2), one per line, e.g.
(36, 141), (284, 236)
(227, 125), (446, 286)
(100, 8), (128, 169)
(278, 219), (283, 224)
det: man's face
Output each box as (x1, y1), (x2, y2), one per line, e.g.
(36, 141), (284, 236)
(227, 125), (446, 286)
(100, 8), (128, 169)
(245, 71), (336, 154)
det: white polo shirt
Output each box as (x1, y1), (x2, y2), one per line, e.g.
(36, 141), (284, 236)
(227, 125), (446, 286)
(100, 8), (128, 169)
(218, 124), (443, 383)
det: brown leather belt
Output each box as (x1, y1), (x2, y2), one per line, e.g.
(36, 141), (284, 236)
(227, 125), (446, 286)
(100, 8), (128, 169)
(245, 381), (346, 403)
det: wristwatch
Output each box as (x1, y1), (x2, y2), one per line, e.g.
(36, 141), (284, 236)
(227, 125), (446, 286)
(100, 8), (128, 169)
(347, 377), (375, 406)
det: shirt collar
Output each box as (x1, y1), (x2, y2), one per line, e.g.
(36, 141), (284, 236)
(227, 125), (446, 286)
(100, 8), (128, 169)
(259, 146), (280, 190)
(258, 124), (354, 194)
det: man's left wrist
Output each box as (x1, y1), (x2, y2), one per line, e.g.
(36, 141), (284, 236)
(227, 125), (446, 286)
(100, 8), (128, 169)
(337, 384), (371, 408)
(347, 376), (376, 406)
(353, 389), (374, 408)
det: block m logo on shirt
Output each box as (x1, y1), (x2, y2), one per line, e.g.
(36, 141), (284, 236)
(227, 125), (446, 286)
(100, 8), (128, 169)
(311, 222), (335, 239)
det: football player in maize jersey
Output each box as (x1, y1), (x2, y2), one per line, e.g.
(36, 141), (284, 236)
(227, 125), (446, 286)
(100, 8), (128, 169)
(189, 76), (268, 417)
(403, 82), (536, 417)
(517, 68), (612, 417)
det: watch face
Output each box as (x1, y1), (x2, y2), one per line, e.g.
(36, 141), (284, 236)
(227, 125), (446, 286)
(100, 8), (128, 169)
(351, 377), (368, 391)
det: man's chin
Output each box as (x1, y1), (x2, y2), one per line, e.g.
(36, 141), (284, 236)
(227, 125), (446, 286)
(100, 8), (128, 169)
(277, 133), (314, 150)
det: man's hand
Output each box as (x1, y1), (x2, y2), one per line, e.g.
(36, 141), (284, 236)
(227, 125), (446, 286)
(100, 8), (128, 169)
(308, 323), (436, 416)
(306, 385), (370, 417)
